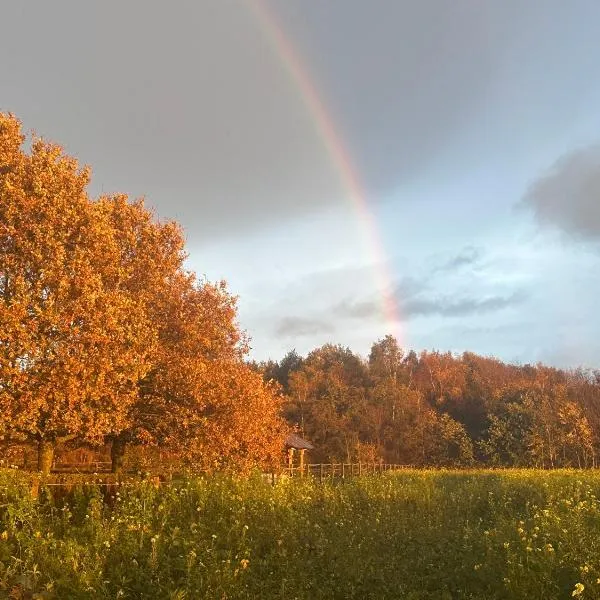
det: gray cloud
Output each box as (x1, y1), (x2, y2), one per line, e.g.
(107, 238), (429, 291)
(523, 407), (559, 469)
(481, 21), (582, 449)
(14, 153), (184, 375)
(335, 259), (526, 322)
(334, 275), (425, 320)
(336, 291), (525, 322)
(523, 146), (600, 240)
(402, 292), (526, 319)
(4, 1), (599, 242)
(268, 0), (600, 196)
(335, 299), (380, 320)
(434, 246), (482, 273)
(0, 1), (341, 242)
(275, 316), (336, 338)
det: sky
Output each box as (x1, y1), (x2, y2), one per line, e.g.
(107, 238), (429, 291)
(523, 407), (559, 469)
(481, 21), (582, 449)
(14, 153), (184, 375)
(2, 0), (600, 368)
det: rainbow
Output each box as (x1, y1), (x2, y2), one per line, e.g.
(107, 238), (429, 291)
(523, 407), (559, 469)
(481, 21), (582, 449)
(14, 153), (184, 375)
(247, 0), (403, 343)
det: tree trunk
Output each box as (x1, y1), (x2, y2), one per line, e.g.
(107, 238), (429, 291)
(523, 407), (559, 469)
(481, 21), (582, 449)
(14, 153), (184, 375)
(37, 440), (54, 476)
(111, 436), (127, 474)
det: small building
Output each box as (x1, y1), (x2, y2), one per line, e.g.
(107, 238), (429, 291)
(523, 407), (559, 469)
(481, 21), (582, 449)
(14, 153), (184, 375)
(284, 432), (313, 474)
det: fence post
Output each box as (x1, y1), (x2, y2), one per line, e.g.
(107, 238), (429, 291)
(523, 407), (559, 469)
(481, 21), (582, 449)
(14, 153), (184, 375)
(30, 477), (40, 499)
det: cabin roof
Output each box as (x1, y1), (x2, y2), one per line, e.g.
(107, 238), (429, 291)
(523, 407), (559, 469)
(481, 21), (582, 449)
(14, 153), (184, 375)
(284, 432), (314, 450)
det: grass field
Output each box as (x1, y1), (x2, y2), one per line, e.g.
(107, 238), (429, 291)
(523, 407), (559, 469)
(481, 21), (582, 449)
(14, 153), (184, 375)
(1, 469), (600, 599)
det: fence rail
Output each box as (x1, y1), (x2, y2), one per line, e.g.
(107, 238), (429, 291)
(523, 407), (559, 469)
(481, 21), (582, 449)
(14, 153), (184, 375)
(51, 461), (112, 473)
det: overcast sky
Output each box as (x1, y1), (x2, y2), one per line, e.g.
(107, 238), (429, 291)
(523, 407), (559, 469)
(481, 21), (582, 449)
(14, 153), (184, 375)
(3, 0), (600, 367)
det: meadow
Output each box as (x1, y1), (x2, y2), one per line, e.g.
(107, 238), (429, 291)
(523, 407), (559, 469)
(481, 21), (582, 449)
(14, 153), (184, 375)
(1, 469), (600, 599)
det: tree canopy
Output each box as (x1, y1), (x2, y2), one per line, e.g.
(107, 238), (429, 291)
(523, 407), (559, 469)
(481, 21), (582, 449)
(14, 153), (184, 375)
(260, 340), (600, 468)
(0, 113), (285, 474)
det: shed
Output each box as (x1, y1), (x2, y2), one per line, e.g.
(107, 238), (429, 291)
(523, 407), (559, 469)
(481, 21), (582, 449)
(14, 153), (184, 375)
(284, 432), (313, 474)
(285, 433), (314, 450)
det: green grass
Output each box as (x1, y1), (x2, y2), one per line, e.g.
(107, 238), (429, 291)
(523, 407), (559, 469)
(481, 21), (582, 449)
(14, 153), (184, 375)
(2, 469), (600, 599)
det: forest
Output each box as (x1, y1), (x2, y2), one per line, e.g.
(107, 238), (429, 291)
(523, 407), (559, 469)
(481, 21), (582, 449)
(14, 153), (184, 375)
(256, 339), (599, 469)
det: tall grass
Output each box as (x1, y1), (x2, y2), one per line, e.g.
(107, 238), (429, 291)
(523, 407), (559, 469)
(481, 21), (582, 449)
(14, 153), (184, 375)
(1, 469), (600, 599)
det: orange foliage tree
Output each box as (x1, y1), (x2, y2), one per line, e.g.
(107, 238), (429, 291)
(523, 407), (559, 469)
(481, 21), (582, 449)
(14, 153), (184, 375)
(112, 270), (286, 473)
(0, 113), (285, 474)
(0, 115), (155, 473)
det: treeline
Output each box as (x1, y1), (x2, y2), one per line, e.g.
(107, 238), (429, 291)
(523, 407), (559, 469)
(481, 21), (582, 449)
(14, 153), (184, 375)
(0, 113), (285, 474)
(255, 337), (600, 468)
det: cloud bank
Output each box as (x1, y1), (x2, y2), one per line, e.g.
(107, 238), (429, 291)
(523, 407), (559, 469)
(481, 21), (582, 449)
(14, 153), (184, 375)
(524, 146), (600, 241)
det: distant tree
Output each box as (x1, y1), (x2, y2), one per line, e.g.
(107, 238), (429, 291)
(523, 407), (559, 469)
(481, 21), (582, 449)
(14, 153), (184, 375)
(367, 336), (430, 462)
(276, 349), (304, 392)
(259, 349), (304, 393)
(479, 397), (533, 466)
(565, 369), (600, 459)
(380, 385), (427, 464)
(460, 352), (512, 440)
(275, 340), (600, 468)
(556, 399), (595, 468)
(369, 335), (405, 423)
(286, 369), (310, 436)
(369, 336), (404, 380)
(423, 412), (474, 467)
(288, 344), (370, 462)
(420, 350), (467, 412)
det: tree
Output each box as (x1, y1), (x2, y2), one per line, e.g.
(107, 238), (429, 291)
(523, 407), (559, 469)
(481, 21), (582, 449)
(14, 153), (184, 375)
(423, 412), (474, 467)
(113, 270), (286, 473)
(0, 114), (156, 474)
(95, 199), (288, 473)
(367, 336), (432, 463)
(89, 195), (194, 472)
(272, 349), (304, 393)
(479, 398), (533, 466)
(0, 113), (286, 475)
(369, 335), (405, 423)
(556, 400), (595, 468)
(420, 350), (467, 413)
(163, 360), (286, 472)
(288, 344), (370, 462)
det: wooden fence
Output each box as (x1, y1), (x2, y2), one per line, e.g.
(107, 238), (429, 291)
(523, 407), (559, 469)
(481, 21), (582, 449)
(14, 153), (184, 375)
(48, 462), (411, 480)
(4, 459), (413, 483)
(283, 462), (411, 481)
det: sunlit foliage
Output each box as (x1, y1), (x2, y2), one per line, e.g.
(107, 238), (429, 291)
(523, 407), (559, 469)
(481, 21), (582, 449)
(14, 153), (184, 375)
(264, 337), (600, 468)
(0, 114), (284, 474)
